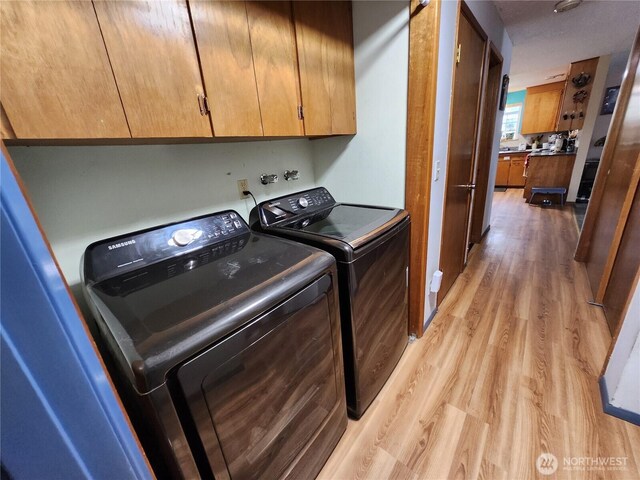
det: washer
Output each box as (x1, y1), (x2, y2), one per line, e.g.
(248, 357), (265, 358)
(82, 210), (347, 479)
(250, 188), (410, 418)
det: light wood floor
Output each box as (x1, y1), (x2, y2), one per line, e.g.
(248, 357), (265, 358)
(320, 189), (640, 480)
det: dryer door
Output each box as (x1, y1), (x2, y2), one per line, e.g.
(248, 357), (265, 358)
(176, 274), (340, 480)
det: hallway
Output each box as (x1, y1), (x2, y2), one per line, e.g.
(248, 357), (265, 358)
(319, 189), (640, 479)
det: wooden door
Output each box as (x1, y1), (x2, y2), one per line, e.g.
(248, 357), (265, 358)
(603, 186), (640, 334)
(293, 1), (356, 135)
(520, 81), (564, 134)
(495, 160), (510, 186)
(470, 45), (502, 243)
(577, 32), (640, 303)
(93, 1), (212, 138)
(245, 1), (304, 136)
(0, 1), (129, 139)
(189, 1), (263, 137)
(438, 7), (486, 303)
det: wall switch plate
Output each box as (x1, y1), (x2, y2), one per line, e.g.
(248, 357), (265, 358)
(435, 160), (441, 181)
(237, 179), (249, 199)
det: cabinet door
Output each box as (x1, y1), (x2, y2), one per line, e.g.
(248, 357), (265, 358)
(93, 1), (212, 138)
(190, 1), (263, 137)
(521, 81), (564, 134)
(495, 159), (511, 186)
(0, 1), (129, 139)
(245, 1), (304, 136)
(508, 159), (526, 187)
(293, 1), (356, 135)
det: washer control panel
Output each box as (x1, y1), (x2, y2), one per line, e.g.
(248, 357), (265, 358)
(259, 188), (336, 226)
(85, 211), (249, 283)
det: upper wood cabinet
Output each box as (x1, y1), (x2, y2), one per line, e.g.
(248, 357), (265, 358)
(189, 1), (263, 137)
(521, 81), (564, 135)
(293, 1), (356, 135)
(245, 1), (304, 136)
(0, 1), (129, 139)
(93, 0), (213, 138)
(1, 0), (356, 141)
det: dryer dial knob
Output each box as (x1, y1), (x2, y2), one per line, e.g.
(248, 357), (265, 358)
(298, 197), (309, 208)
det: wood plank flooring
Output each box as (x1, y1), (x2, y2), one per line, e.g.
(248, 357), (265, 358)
(320, 189), (640, 480)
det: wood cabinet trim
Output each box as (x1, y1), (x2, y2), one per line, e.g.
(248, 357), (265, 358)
(404, 0), (441, 338)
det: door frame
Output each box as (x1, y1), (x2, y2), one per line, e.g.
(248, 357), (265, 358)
(469, 42), (503, 244)
(437, 1), (488, 305)
(404, 0), (441, 338)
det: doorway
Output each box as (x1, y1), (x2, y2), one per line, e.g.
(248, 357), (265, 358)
(438, 4), (487, 303)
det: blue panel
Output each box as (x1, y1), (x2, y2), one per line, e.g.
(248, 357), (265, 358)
(0, 153), (151, 479)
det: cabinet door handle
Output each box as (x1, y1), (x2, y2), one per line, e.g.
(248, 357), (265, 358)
(197, 94), (210, 116)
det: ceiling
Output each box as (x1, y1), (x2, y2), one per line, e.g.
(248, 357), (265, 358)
(493, 0), (639, 91)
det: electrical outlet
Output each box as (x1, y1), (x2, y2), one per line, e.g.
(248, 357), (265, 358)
(237, 179), (249, 199)
(435, 160), (441, 181)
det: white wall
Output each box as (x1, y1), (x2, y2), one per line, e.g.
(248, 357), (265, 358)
(424, 0), (512, 322)
(9, 141), (318, 307)
(311, 1), (409, 208)
(604, 278), (640, 415)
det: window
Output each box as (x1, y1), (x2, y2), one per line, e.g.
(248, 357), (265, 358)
(501, 104), (522, 140)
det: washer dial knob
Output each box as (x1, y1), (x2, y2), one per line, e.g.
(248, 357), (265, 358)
(298, 197), (309, 208)
(172, 229), (202, 247)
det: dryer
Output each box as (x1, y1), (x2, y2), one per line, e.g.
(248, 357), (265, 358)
(250, 188), (409, 418)
(82, 210), (347, 479)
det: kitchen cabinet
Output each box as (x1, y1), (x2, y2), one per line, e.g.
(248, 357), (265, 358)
(495, 159), (511, 186)
(245, 1), (304, 136)
(557, 57), (599, 131)
(507, 158), (526, 187)
(521, 81), (564, 135)
(0, 1), (129, 139)
(293, 1), (356, 135)
(93, 1), (212, 138)
(189, 1), (263, 137)
(523, 154), (576, 203)
(495, 153), (527, 187)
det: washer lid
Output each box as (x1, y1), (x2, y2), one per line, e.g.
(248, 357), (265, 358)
(85, 231), (334, 394)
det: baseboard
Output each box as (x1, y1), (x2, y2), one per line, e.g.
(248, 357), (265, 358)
(599, 376), (640, 426)
(481, 225), (490, 240)
(423, 307), (438, 332)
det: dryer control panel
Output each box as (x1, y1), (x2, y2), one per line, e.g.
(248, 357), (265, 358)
(84, 211), (249, 284)
(258, 188), (336, 226)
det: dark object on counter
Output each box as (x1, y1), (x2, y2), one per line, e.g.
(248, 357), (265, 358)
(82, 211), (347, 479)
(566, 138), (576, 153)
(499, 74), (509, 110)
(251, 187), (409, 419)
(601, 85), (620, 115)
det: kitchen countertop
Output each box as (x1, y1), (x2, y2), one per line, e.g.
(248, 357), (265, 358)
(528, 151), (577, 157)
(498, 150), (577, 157)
